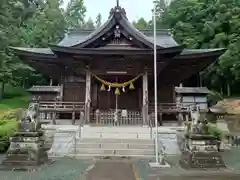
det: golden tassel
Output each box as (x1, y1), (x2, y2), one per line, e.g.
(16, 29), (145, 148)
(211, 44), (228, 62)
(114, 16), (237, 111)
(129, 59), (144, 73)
(115, 88), (120, 95)
(129, 82), (135, 89)
(100, 84), (106, 91)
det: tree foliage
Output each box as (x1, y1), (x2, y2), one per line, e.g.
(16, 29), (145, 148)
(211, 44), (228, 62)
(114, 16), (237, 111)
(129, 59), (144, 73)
(95, 13), (102, 28)
(65, 0), (86, 29)
(157, 0), (240, 95)
(0, 0), (87, 99)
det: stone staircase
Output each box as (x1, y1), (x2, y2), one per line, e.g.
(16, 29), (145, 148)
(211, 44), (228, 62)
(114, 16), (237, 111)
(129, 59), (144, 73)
(70, 138), (154, 157)
(43, 125), (182, 158)
(70, 126), (155, 157)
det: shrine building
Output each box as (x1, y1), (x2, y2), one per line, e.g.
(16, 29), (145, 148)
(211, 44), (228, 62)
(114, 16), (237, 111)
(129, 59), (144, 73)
(11, 4), (225, 125)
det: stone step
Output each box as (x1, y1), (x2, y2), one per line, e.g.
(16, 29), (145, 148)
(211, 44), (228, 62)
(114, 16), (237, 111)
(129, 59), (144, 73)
(63, 153), (155, 158)
(71, 148), (154, 155)
(81, 126), (151, 133)
(80, 134), (151, 139)
(79, 138), (153, 144)
(75, 142), (154, 149)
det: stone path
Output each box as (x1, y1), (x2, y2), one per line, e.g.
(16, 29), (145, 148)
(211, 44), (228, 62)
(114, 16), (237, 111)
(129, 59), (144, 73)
(85, 159), (137, 180)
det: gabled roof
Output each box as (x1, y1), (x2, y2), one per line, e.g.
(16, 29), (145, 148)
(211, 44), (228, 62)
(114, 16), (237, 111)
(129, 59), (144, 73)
(55, 5), (179, 49)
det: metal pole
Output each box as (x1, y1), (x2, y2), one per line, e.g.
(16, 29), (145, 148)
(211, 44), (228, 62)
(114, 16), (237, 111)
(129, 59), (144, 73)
(115, 77), (118, 126)
(153, 2), (159, 164)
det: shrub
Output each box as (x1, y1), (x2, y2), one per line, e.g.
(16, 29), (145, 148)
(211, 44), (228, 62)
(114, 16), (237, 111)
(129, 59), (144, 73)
(0, 109), (22, 153)
(207, 90), (224, 106)
(206, 123), (225, 140)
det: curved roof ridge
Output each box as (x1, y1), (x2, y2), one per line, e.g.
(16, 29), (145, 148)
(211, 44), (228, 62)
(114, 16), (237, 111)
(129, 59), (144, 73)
(57, 4), (180, 49)
(58, 15), (114, 47)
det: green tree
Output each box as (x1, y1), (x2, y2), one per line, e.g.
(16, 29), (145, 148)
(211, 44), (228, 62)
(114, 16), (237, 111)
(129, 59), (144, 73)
(159, 0), (240, 95)
(133, 17), (149, 29)
(95, 13), (102, 28)
(83, 18), (95, 30)
(0, 0), (66, 99)
(65, 0), (86, 29)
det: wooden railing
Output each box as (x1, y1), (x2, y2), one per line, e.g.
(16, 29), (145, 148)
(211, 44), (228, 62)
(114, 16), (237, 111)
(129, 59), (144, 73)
(149, 103), (193, 113)
(39, 101), (85, 112)
(91, 110), (143, 126)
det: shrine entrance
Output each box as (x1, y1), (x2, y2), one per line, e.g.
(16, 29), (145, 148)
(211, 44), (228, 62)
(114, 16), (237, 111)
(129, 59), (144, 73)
(91, 74), (144, 126)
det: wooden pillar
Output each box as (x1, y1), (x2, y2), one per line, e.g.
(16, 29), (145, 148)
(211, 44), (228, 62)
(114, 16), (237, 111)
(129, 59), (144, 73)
(85, 70), (91, 124)
(59, 67), (65, 101)
(50, 79), (53, 86)
(142, 71), (148, 125)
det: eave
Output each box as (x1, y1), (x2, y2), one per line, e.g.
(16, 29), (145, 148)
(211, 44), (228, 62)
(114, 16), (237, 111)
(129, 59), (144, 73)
(10, 47), (55, 59)
(176, 48), (226, 59)
(50, 45), (183, 57)
(159, 48), (227, 85)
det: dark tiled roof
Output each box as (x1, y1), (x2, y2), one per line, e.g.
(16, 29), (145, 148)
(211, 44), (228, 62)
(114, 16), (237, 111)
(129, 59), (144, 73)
(175, 87), (210, 94)
(58, 26), (178, 48)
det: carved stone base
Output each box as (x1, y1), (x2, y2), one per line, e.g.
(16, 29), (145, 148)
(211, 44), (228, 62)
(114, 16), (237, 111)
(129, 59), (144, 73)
(179, 151), (226, 169)
(0, 133), (52, 171)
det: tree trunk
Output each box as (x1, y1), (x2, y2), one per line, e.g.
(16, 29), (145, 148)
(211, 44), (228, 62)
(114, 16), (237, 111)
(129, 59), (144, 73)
(0, 82), (5, 100)
(220, 85), (223, 94)
(22, 79), (25, 88)
(227, 83), (231, 97)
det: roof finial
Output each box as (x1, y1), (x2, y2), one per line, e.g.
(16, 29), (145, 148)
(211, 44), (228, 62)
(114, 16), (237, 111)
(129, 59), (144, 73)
(116, 0), (119, 7)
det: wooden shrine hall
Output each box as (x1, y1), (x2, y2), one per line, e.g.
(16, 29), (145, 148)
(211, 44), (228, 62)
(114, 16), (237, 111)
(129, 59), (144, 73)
(11, 3), (225, 125)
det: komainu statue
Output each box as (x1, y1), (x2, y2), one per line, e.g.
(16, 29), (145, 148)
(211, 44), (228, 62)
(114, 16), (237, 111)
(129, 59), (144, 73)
(179, 105), (226, 169)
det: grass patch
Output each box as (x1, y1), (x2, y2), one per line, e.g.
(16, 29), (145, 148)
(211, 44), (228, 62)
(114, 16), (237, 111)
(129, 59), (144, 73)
(0, 85), (30, 110)
(3, 85), (29, 98)
(0, 96), (29, 110)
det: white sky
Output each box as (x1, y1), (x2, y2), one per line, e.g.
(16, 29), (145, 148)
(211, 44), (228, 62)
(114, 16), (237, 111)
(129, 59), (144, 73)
(63, 0), (154, 22)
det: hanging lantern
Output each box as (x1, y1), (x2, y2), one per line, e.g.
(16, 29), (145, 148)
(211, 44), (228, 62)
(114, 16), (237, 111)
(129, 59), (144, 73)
(129, 82), (135, 89)
(122, 86), (125, 92)
(115, 88), (120, 95)
(100, 84), (106, 91)
(107, 85), (111, 91)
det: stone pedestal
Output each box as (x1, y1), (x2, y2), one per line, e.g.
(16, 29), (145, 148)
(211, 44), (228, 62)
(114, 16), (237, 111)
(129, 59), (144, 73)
(179, 134), (226, 169)
(0, 103), (53, 171)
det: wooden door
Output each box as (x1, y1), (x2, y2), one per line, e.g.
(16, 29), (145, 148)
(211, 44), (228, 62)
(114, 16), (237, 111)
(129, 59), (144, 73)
(63, 82), (85, 102)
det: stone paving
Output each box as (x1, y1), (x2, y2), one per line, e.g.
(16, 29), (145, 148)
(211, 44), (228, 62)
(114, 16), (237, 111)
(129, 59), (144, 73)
(84, 159), (136, 180)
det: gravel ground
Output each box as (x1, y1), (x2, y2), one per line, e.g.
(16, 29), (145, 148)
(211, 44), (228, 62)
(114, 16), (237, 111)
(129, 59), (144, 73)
(0, 156), (93, 180)
(135, 147), (240, 180)
(1, 148), (240, 180)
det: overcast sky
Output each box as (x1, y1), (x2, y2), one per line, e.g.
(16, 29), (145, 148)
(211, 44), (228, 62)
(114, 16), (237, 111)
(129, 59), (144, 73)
(63, 0), (154, 22)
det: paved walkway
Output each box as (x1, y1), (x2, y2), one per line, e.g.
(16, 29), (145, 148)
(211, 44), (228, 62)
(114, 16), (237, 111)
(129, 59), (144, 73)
(85, 159), (137, 180)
